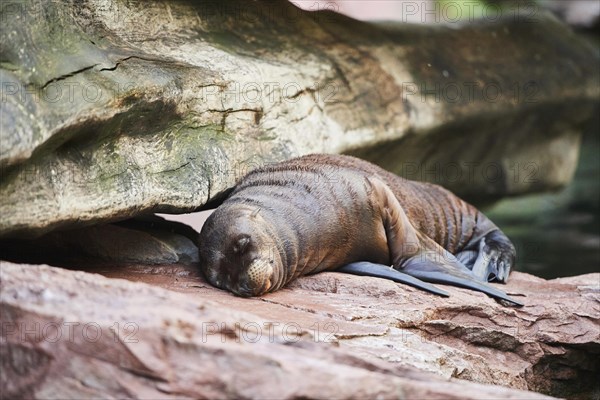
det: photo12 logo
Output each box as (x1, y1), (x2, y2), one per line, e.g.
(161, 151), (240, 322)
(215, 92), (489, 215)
(1, 321), (139, 344)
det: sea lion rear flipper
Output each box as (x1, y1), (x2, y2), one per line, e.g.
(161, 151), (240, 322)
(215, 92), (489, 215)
(367, 176), (523, 307)
(471, 229), (516, 283)
(337, 262), (450, 297)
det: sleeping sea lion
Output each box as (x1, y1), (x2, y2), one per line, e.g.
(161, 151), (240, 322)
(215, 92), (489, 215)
(198, 154), (522, 306)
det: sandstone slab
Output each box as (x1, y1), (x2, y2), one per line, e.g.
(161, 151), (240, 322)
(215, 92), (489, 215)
(2, 261), (597, 399)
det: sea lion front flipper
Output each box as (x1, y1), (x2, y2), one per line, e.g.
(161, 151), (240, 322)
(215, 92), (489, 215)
(366, 176), (523, 307)
(400, 232), (523, 306)
(337, 262), (450, 297)
(400, 251), (524, 306)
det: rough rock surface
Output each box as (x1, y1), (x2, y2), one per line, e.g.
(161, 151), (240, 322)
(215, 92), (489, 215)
(1, 0), (598, 237)
(2, 261), (597, 399)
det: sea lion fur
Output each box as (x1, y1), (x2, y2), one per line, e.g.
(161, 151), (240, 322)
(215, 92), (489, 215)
(198, 154), (522, 306)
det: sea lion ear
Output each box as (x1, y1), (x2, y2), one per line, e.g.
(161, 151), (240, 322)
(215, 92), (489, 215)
(250, 208), (261, 218)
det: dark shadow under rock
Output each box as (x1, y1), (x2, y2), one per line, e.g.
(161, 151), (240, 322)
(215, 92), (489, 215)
(0, 215), (199, 266)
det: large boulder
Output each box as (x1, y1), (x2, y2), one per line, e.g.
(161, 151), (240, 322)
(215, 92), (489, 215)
(1, 0), (598, 238)
(1, 261), (597, 399)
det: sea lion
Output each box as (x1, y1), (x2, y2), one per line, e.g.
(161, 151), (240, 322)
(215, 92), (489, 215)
(198, 154), (522, 306)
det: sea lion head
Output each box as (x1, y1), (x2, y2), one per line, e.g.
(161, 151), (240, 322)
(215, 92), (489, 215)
(199, 204), (285, 297)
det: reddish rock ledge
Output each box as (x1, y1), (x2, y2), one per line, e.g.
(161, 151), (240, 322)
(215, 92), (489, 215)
(1, 261), (598, 399)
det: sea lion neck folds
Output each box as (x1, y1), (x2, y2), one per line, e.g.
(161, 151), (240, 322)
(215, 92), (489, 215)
(198, 154), (522, 306)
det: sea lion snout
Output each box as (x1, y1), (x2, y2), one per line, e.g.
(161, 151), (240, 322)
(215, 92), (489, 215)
(211, 250), (278, 297)
(235, 258), (274, 297)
